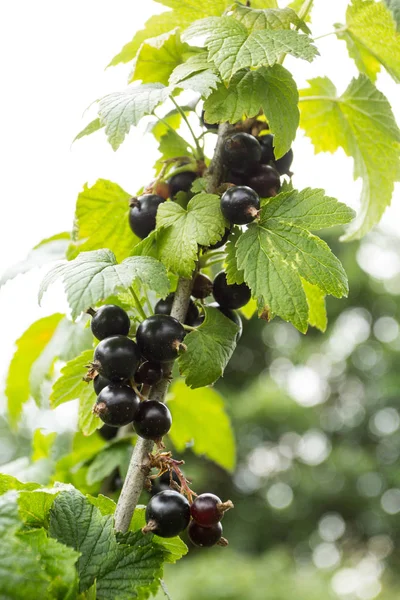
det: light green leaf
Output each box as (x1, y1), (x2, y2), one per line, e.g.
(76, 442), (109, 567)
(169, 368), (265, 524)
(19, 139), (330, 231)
(156, 194), (227, 276)
(337, 0), (400, 83)
(18, 490), (59, 528)
(0, 474), (39, 495)
(40, 249), (170, 320)
(78, 385), (101, 437)
(98, 83), (170, 150)
(302, 280), (327, 333)
(32, 429), (57, 462)
(225, 228), (245, 285)
(5, 314), (64, 426)
(183, 16), (318, 81)
(169, 53), (220, 98)
(204, 65), (299, 158)
(50, 349), (93, 409)
(385, 0), (400, 30)
(231, 4), (310, 34)
(86, 442), (132, 486)
(87, 494), (117, 516)
(0, 491), (20, 537)
(73, 118), (104, 142)
(299, 75), (400, 240)
(156, 130), (192, 173)
(68, 180), (138, 263)
(168, 380), (236, 472)
(289, 0), (312, 21)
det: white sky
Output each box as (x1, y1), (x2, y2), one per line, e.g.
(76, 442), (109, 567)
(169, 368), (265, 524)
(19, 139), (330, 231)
(0, 0), (399, 394)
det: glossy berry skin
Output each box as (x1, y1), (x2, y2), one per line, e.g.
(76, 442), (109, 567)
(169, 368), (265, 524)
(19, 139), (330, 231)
(220, 186), (260, 225)
(274, 148), (294, 176)
(94, 335), (141, 380)
(128, 194), (165, 239)
(213, 271), (251, 310)
(248, 164), (281, 198)
(208, 303), (243, 341)
(134, 400), (172, 440)
(98, 423), (119, 441)
(188, 521), (223, 547)
(93, 374), (113, 396)
(258, 134), (275, 164)
(136, 315), (186, 363)
(208, 228), (231, 250)
(155, 293), (199, 326)
(145, 490), (190, 538)
(222, 133), (262, 175)
(135, 361), (163, 386)
(90, 304), (130, 341)
(192, 273), (213, 300)
(169, 171), (197, 198)
(95, 384), (140, 427)
(191, 493), (223, 527)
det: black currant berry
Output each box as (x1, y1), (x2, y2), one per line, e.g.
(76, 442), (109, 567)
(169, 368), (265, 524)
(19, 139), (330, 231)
(274, 148), (294, 176)
(168, 171), (197, 198)
(136, 315), (186, 363)
(248, 164), (281, 198)
(188, 521), (223, 547)
(144, 490), (190, 538)
(201, 110), (219, 132)
(98, 423), (119, 441)
(221, 133), (262, 175)
(225, 171), (245, 186)
(192, 273), (213, 300)
(133, 400), (172, 440)
(208, 228), (231, 250)
(90, 304), (130, 341)
(258, 134), (275, 164)
(93, 374), (113, 395)
(208, 302), (243, 340)
(151, 470), (180, 496)
(220, 186), (260, 225)
(154, 293), (199, 326)
(213, 271), (251, 310)
(94, 384), (140, 427)
(135, 361), (163, 386)
(128, 194), (165, 239)
(191, 493), (224, 527)
(94, 335), (141, 380)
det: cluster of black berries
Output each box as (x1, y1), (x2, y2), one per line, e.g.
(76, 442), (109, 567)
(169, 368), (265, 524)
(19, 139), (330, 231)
(144, 489), (232, 547)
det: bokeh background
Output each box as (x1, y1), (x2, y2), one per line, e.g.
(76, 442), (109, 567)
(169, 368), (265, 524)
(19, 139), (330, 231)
(1, 1), (400, 598)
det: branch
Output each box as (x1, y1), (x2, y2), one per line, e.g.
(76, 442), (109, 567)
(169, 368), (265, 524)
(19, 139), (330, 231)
(114, 122), (231, 533)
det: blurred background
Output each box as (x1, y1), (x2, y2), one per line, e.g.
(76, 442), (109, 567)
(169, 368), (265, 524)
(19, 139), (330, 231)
(1, 1), (400, 599)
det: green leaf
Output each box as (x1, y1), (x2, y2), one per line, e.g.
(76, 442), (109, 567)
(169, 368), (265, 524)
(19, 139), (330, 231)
(169, 53), (220, 98)
(157, 130), (192, 172)
(156, 193), (227, 276)
(67, 179), (138, 263)
(50, 349), (93, 408)
(337, 0), (400, 83)
(6, 314), (64, 426)
(302, 280), (327, 333)
(0, 491), (20, 537)
(168, 380), (236, 472)
(178, 307), (238, 387)
(86, 442), (132, 486)
(0, 474), (39, 495)
(225, 228), (245, 285)
(288, 0), (312, 21)
(79, 385), (102, 437)
(87, 494), (117, 516)
(299, 76), (400, 240)
(32, 429), (57, 462)
(183, 16), (318, 81)
(204, 65), (299, 158)
(73, 118), (104, 142)
(0, 232), (69, 288)
(235, 188), (352, 332)
(385, 0), (400, 29)
(40, 249), (170, 320)
(18, 490), (60, 529)
(98, 84), (170, 150)
(230, 4), (310, 34)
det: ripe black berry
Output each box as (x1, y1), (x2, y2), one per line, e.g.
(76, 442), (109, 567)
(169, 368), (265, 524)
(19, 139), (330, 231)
(213, 271), (251, 310)
(94, 335), (141, 380)
(248, 164), (281, 198)
(94, 384), (139, 427)
(274, 148), (294, 176)
(154, 293), (199, 326)
(258, 134), (275, 164)
(201, 110), (218, 132)
(135, 361), (163, 386)
(133, 400), (172, 440)
(220, 186), (260, 225)
(90, 304), (130, 340)
(93, 374), (113, 395)
(208, 303), (243, 340)
(128, 194), (165, 239)
(168, 171), (197, 198)
(136, 315), (186, 363)
(98, 423), (119, 441)
(191, 493), (223, 527)
(192, 273), (213, 300)
(144, 490), (190, 538)
(222, 133), (262, 175)
(188, 521), (223, 547)
(208, 228), (231, 250)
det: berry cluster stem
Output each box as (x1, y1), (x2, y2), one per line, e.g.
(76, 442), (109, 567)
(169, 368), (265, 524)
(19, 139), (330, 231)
(114, 122), (231, 533)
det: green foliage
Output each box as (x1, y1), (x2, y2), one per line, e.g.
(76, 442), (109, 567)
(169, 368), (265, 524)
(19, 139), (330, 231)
(230, 4), (310, 34)
(73, 118), (103, 142)
(299, 75), (400, 240)
(169, 53), (220, 98)
(301, 279), (327, 332)
(32, 429), (57, 462)
(385, 0), (400, 29)
(86, 441), (132, 486)
(168, 380), (236, 472)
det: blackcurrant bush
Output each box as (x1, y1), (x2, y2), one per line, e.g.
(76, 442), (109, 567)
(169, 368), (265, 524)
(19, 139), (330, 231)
(208, 302), (243, 340)
(136, 315), (186, 363)
(135, 361), (163, 386)
(128, 194), (165, 239)
(133, 400), (172, 440)
(94, 384), (140, 427)
(151, 470), (180, 496)
(90, 304), (130, 340)
(145, 490), (190, 538)
(258, 134), (275, 164)
(208, 228), (231, 250)
(188, 521), (223, 547)
(94, 335), (141, 380)
(168, 171), (197, 198)
(191, 493), (224, 527)
(192, 273), (213, 300)
(274, 148), (294, 176)
(98, 423), (119, 441)
(213, 271), (251, 310)
(154, 293), (199, 326)
(220, 186), (260, 225)
(93, 374), (113, 396)
(201, 110), (219, 132)
(248, 164), (281, 198)
(221, 133), (262, 175)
